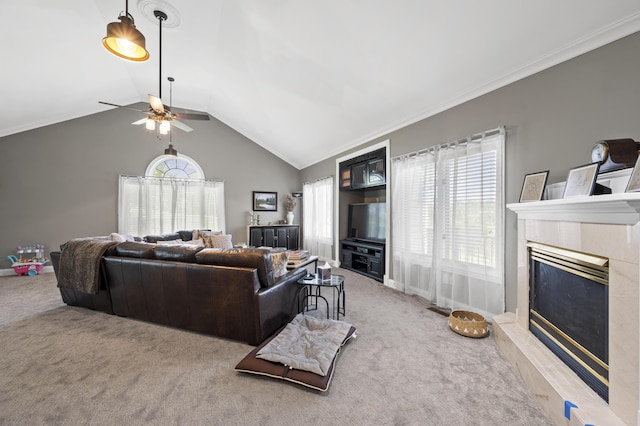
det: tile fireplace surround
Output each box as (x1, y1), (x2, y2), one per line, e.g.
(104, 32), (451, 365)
(499, 192), (640, 426)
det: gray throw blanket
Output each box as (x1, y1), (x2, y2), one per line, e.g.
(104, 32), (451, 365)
(256, 314), (353, 376)
(57, 238), (119, 295)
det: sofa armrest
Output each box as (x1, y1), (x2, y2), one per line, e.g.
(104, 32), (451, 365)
(254, 267), (307, 343)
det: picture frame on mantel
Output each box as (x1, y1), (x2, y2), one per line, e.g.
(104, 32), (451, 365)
(519, 171), (549, 202)
(562, 162), (600, 198)
(625, 155), (640, 192)
(253, 191), (277, 211)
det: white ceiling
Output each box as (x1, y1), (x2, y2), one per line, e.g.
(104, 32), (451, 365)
(3, 1), (640, 169)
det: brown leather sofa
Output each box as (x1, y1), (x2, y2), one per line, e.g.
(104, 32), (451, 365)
(51, 238), (306, 345)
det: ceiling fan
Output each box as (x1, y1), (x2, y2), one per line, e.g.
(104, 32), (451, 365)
(99, 10), (209, 133)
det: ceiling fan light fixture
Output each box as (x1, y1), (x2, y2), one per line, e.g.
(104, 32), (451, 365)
(145, 117), (156, 130)
(159, 119), (170, 135)
(102, 2), (149, 62)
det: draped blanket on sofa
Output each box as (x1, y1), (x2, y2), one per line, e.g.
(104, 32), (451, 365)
(57, 238), (119, 294)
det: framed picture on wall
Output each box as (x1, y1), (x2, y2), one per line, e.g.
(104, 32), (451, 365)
(519, 171), (549, 202)
(253, 191), (277, 211)
(625, 155), (640, 192)
(562, 162), (600, 198)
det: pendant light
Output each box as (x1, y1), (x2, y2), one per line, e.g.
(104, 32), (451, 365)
(102, 0), (150, 62)
(164, 113), (177, 156)
(164, 144), (178, 156)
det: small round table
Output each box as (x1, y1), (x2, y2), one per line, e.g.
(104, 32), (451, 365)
(297, 274), (345, 320)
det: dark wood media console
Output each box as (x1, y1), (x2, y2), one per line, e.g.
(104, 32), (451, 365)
(340, 239), (385, 281)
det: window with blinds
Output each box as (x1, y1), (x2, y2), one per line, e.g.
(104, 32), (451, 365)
(392, 130), (503, 272)
(393, 152), (436, 257)
(391, 128), (505, 318)
(441, 150), (498, 268)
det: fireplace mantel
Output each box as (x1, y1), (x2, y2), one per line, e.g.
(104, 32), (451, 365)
(506, 192), (640, 225)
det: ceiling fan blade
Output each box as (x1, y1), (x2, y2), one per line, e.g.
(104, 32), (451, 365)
(148, 95), (165, 114)
(99, 101), (148, 113)
(131, 118), (148, 125)
(171, 119), (194, 132)
(173, 112), (210, 121)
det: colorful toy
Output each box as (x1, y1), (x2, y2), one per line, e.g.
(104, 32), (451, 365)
(7, 255), (49, 276)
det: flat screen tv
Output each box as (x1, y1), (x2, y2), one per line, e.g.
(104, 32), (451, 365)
(348, 202), (386, 243)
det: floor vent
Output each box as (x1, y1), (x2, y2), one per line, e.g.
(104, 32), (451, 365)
(427, 306), (450, 317)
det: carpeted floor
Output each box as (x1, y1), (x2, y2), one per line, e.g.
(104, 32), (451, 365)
(0, 269), (553, 425)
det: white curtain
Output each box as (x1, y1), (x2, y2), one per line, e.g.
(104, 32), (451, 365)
(303, 177), (334, 260)
(118, 176), (226, 236)
(391, 128), (505, 320)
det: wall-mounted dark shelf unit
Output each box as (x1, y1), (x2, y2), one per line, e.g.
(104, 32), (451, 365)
(339, 148), (386, 191)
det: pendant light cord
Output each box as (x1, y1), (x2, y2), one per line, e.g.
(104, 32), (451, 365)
(158, 13), (163, 100)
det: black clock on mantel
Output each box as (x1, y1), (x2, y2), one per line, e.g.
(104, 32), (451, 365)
(591, 138), (640, 172)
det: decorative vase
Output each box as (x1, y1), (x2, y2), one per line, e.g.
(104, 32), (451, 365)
(286, 212), (294, 224)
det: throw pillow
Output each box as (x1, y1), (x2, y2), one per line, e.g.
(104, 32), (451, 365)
(193, 229), (222, 240)
(203, 234), (233, 249)
(110, 232), (136, 242)
(270, 251), (290, 278)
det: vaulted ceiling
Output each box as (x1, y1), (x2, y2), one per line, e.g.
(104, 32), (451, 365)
(3, 1), (640, 168)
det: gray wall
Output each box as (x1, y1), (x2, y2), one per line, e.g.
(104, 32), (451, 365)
(301, 31), (640, 312)
(4, 32), (639, 311)
(0, 106), (301, 269)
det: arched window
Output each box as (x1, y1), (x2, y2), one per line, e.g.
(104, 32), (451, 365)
(145, 154), (205, 179)
(118, 154), (225, 237)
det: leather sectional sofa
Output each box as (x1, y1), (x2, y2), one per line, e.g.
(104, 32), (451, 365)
(51, 233), (306, 345)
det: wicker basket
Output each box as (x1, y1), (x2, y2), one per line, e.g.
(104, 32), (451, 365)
(448, 310), (489, 338)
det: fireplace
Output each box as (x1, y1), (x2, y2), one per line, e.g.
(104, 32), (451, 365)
(499, 187), (640, 426)
(528, 242), (609, 401)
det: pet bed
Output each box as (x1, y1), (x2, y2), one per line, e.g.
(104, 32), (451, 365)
(235, 314), (356, 391)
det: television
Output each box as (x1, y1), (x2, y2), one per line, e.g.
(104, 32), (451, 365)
(348, 202), (386, 243)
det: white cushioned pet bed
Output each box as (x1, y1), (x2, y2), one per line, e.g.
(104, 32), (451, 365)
(235, 314), (357, 391)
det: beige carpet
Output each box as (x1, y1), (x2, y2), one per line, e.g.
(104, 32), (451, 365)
(0, 270), (553, 425)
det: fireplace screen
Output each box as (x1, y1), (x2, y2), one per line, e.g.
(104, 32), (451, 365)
(528, 242), (609, 401)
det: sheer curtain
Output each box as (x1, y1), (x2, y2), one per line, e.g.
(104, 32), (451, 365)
(391, 127), (505, 320)
(303, 177), (334, 261)
(118, 176), (226, 236)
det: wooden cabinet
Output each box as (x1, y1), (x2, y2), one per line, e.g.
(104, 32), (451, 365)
(340, 239), (385, 281)
(248, 225), (299, 250)
(339, 148), (386, 190)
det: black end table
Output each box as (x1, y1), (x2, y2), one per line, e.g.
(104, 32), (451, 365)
(297, 274), (345, 320)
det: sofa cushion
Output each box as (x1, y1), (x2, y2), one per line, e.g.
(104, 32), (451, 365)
(144, 233), (181, 243)
(154, 244), (204, 263)
(196, 248), (275, 287)
(202, 234), (233, 249)
(115, 241), (156, 258)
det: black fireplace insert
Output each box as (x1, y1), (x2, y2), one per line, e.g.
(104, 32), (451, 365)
(528, 242), (609, 401)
